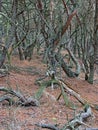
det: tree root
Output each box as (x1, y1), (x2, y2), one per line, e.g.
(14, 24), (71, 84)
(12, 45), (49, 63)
(0, 87), (39, 106)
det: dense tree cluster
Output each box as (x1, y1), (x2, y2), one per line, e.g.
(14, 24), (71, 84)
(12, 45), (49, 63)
(0, 0), (97, 84)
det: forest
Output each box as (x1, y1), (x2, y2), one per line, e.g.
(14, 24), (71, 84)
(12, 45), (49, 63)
(0, 0), (98, 130)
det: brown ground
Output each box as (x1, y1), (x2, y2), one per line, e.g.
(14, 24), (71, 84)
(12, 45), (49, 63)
(0, 52), (98, 130)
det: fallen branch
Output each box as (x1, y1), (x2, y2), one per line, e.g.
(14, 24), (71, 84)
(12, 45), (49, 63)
(57, 79), (96, 109)
(58, 79), (87, 105)
(0, 87), (39, 106)
(62, 106), (92, 129)
(35, 106), (95, 130)
(35, 123), (59, 130)
(0, 95), (15, 105)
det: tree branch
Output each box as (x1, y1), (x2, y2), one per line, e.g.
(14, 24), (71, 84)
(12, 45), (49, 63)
(0, 87), (39, 106)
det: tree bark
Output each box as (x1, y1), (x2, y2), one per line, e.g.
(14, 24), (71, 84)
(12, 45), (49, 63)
(55, 53), (79, 77)
(88, 0), (98, 84)
(94, 0), (98, 63)
(0, 46), (7, 68)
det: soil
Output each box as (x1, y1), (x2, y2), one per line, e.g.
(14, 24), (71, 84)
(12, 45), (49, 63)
(0, 51), (98, 130)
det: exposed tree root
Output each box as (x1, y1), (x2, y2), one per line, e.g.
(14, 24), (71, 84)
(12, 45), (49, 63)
(0, 87), (39, 106)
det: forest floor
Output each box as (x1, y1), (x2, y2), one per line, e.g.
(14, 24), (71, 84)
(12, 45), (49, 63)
(0, 51), (98, 130)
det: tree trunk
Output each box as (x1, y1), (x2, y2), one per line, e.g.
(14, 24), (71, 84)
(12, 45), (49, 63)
(88, 56), (95, 84)
(0, 46), (7, 68)
(94, 0), (98, 64)
(88, 0), (98, 84)
(55, 53), (79, 77)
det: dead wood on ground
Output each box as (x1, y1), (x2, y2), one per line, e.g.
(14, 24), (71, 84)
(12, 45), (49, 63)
(36, 106), (98, 130)
(57, 79), (96, 109)
(58, 79), (87, 105)
(0, 87), (39, 106)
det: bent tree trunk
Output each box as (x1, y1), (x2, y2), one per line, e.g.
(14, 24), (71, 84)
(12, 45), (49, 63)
(55, 53), (79, 77)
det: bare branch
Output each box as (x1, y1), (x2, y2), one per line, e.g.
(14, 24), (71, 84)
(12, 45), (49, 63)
(0, 87), (39, 106)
